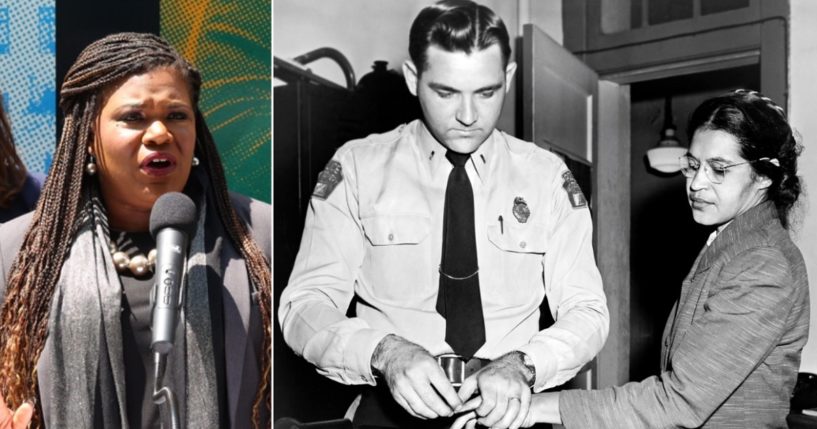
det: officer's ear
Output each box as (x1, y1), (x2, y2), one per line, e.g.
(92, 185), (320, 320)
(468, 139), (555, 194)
(403, 60), (419, 97)
(504, 61), (517, 94)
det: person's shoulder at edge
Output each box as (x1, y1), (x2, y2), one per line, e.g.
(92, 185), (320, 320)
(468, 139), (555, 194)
(27, 171), (46, 188)
(21, 171), (46, 208)
(0, 211), (33, 264)
(0, 211), (34, 300)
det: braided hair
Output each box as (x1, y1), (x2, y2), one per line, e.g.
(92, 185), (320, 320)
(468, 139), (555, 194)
(0, 95), (27, 208)
(686, 89), (803, 229)
(0, 33), (271, 427)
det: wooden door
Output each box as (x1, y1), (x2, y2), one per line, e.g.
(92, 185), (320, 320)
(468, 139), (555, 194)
(522, 23), (597, 164)
(521, 24), (631, 390)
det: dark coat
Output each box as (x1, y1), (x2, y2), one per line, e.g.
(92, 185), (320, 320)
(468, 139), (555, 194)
(0, 192), (270, 428)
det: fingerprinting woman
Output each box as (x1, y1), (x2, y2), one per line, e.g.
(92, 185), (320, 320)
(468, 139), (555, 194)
(0, 33), (270, 428)
(454, 90), (809, 429)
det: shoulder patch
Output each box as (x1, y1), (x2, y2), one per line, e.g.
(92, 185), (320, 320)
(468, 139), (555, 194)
(561, 170), (587, 209)
(313, 160), (343, 200)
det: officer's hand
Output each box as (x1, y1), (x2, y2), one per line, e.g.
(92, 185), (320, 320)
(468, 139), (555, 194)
(371, 334), (462, 419)
(0, 392), (34, 429)
(457, 351), (532, 429)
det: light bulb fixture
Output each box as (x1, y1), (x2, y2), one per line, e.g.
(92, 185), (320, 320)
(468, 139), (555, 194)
(646, 96), (686, 174)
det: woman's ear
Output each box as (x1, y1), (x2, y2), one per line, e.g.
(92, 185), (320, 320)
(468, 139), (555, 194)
(756, 174), (773, 190)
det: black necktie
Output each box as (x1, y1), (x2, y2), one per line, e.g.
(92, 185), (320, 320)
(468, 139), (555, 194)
(436, 150), (486, 359)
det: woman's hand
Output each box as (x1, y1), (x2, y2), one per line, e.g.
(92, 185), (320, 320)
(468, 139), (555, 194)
(0, 393), (33, 429)
(450, 392), (562, 429)
(450, 396), (536, 429)
(449, 396), (483, 429)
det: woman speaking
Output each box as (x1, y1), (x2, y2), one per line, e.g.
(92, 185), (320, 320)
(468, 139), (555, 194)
(0, 33), (270, 428)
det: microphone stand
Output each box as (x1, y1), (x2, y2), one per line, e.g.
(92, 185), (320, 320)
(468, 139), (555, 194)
(151, 260), (188, 429)
(153, 352), (180, 429)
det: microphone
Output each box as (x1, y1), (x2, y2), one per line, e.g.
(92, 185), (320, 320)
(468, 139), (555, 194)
(149, 192), (197, 355)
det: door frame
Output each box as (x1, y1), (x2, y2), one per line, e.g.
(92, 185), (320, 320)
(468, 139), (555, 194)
(561, 0), (788, 388)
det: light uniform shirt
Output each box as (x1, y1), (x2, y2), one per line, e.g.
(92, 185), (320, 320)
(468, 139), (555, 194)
(279, 120), (609, 391)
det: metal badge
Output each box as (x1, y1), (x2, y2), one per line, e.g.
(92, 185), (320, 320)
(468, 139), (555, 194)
(312, 160), (343, 200)
(561, 170), (587, 209)
(512, 197), (530, 223)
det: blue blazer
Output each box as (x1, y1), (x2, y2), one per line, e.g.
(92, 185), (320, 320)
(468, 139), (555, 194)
(560, 201), (810, 428)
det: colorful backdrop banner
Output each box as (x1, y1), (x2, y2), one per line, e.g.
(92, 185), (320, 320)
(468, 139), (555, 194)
(161, 0), (271, 203)
(0, 0), (56, 175)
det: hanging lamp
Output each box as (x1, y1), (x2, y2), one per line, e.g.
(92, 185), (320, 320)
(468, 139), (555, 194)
(646, 96), (686, 173)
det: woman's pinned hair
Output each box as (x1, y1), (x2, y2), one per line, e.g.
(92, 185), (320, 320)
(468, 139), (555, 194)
(686, 89), (803, 228)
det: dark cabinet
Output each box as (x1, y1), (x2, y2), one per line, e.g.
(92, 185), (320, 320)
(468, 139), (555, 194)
(273, 57), (420, 422)
(273, 60), (363, 422)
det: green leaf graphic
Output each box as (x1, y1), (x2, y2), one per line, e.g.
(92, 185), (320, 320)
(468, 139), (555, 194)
(161, 0), (271, 202)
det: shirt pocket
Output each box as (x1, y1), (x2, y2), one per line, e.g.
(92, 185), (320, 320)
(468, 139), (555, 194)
(359, 214), (433, 304)
(483, 222), (548, 306)
(487, 222), (548, 254)
(361, 214), (430, 245)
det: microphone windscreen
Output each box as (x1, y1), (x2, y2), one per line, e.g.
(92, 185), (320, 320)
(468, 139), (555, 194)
(149, 192), (197, 238)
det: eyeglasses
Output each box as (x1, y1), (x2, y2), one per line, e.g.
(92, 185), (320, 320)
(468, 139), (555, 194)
(678, 154), (768, 184)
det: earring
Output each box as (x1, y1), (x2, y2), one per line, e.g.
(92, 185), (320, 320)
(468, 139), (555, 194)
(192, 156), (200, 167)
(85, 154), (97, 175)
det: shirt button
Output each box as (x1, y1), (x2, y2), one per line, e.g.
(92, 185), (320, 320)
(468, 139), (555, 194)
(388, 233), (394, 241)
(520, 241), (527, 249)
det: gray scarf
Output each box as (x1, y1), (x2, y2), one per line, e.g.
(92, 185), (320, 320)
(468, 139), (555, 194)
(36, 193), (219, 428)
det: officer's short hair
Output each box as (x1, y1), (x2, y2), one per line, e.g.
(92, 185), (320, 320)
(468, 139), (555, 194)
(408, 0), (511, 74)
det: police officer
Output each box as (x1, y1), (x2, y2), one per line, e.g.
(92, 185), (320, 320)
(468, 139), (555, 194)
(279, 1), (609, 428)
